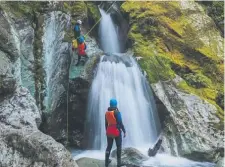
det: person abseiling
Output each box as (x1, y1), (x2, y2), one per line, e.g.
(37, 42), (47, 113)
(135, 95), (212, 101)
(105, 98), (126, 167)
(76, 35), (88, 66)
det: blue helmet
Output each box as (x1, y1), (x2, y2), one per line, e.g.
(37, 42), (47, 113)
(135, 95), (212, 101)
(110, 99), (117, 107)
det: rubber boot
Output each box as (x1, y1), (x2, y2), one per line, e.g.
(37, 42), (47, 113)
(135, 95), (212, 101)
(117, 147), (121, 167)
(105, 151), (110, 167)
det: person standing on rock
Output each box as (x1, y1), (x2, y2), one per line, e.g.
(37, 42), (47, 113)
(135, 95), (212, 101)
(72, 20), (82, 52)
(105, 99), (126, 167)
(76, 35), (88, 66)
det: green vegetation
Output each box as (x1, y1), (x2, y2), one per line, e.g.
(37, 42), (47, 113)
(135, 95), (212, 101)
(86, 2), (101, 23)
(121, 1), (224, 124)
(63, 1), (87, 18)
(0, 2), (47, 19)
(198, 1), (224, 35)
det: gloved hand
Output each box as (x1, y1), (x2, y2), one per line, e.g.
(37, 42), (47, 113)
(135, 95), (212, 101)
(123, 132), (126, 138)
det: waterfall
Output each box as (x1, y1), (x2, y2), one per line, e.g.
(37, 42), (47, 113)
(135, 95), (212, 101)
(86, 55), (161, 150)
(43, 11), (69, 112)
(99, 8), (120, 53)
(74, 7), (216, 167)
(86, 8), (161, 150)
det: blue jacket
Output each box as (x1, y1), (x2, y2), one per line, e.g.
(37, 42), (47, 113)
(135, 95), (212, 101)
(74, 23), (80, 32)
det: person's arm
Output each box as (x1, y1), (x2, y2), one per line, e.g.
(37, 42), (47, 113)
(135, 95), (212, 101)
(105, 115), (108, 131)
(115, 110), (126, 134)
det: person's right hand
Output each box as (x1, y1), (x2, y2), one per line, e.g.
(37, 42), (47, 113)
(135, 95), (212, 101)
(123, 133), (126, 138)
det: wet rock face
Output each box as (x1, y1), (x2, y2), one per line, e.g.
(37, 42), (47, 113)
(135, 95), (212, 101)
(41, 33), (102, 147)
(0, 12), (20, 62)
(0, 4), (78, 166)
(151, 77), (224, 162)
(15, 18), (36, 96)
(69, 77), (91, 147)
(41, 77), (90, 147)
(0, 57), (17, 98)
(0, 12), (21, 98)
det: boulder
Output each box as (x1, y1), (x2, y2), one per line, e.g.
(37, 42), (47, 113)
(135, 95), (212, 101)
(76, 157), (151, 167)
(151, 76), (224, 162)
(0, 87), (78, 167)
(111, 147), (149, 166)
(215, 157), (224, 167)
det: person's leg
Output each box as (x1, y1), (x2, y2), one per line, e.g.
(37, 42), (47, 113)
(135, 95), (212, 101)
(115, 134), (122, 167)
(81, 54), (88, 65)
(76, 54), (81, 66)
(105, 137), (113, 167)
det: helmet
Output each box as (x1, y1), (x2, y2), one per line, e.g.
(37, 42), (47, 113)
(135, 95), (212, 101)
(110, 99), (117, 107)
(77, 20), (82, 25)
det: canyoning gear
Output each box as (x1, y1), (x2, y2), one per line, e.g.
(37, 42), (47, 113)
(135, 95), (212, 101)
(105, 151), (112, 167)
(105, 105), (126, 167)
(74, 24), (80, 32)
(78, 43), (86, 56)
(105, 110), (120, 137)
(77, 20), (82, 25)
(117, 146), (122, 167)
(78, 35), (85, 44)
(74, 23), (81, 39)
(110, 99), (117, 108)
(72, 40), (78, 51)
(106, 124), (120, 138)
(105, 135), (122, 167)
(105, 107), (126, 134)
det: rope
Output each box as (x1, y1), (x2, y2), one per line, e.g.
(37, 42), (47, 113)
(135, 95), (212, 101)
(66, 43), (73, 146)
(84, 1), (116, 37)
(67, 2), (116, 144)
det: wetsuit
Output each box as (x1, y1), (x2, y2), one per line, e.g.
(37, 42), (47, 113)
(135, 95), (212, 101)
(105, 107), (126, 167)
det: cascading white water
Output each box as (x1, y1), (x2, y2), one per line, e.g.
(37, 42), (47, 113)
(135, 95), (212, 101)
(86, 55), (161, 150)
(74, 7), (216, 167)
(86, 8), (161, 150)
(99, 8), (120, 53)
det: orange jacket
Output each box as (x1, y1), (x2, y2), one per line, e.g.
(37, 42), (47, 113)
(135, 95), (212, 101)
(78, 43), (86, 56)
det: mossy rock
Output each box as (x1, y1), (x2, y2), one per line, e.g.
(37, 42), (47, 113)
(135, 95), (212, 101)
(86, 2), (101, 23)
(1, 2), (47, 19)
(63, 1), (87, 18)
(121, 1), (224, 123)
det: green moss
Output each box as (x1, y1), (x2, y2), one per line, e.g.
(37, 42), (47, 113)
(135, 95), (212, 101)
(2, 2), (45, 19)
(178, 80), (224, 125)
(199, 1), (224, 35)
(133, 40), (175, 83)
(183, 73), (212, 88)
(86, 2), (101, 23)
(63, 1), (87, 16)
(122, 1), (224, 123)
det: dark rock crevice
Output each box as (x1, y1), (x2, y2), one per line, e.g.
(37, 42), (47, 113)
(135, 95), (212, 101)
(32, 11), (45, 112)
